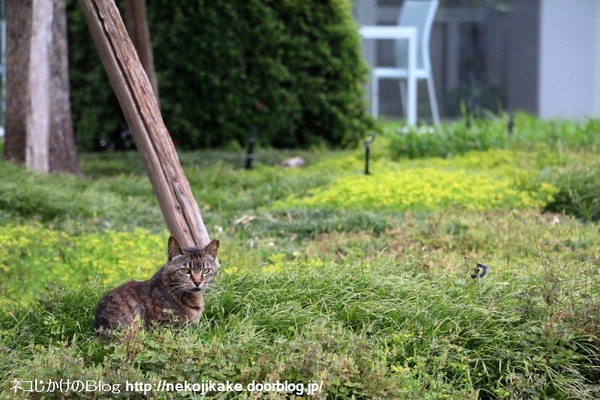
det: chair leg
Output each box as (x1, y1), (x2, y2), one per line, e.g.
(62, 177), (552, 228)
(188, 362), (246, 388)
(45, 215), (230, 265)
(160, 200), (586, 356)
(371, 75), (379, 118)
(426, 74), (440, 125)
(399, 80), (408, 117)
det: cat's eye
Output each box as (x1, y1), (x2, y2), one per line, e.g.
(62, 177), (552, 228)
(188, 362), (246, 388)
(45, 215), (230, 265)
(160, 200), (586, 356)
(202, 267), (211, 274)
(180, 267), (191, 274)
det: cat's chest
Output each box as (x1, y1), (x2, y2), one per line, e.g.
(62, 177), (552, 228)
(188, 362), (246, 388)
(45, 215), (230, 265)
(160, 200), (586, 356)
(149, 292), (204, 322)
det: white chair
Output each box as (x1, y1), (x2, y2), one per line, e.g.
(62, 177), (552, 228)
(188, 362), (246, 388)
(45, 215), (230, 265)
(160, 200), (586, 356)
(371, 0), (440, 125)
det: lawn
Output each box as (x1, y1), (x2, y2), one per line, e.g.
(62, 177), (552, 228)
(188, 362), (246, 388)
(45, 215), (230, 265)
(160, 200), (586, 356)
(0, 114), (599, 399)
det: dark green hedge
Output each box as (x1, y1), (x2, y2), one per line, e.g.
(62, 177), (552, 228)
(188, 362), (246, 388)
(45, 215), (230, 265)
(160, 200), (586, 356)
(67, 0), (372, 150)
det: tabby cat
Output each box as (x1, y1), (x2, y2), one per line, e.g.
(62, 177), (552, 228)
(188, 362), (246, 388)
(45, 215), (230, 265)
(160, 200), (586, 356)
(94, 236), (219, 334)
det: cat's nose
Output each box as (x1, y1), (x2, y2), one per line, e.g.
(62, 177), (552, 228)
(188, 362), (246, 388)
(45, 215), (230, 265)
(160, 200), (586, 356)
(193, 281), (201, 287)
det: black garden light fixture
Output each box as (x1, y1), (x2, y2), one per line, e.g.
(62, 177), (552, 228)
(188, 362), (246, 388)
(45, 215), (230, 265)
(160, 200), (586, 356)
(245, 127), (257, 170)
(365, 133), (376, 175)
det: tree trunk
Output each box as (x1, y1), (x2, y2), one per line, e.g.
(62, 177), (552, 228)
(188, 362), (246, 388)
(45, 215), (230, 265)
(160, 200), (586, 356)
(124, 0), (159, 103)
(49, 0), (81, 174)
(4, 0), (80, 174)
(5, 0), (34, 166)
(77, 0), (211, 250)
(26, 0), (52, 172)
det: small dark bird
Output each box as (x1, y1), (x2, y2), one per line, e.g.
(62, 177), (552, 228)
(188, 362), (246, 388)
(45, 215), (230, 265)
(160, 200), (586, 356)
(471, 263), (488, 279)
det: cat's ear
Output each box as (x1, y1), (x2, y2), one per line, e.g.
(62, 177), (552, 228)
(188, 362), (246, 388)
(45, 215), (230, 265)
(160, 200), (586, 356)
(203, 239), (219, 258)
(167, 236), (184, 260)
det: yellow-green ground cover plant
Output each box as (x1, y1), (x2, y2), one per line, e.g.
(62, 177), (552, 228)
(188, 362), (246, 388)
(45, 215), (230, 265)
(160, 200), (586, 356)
(0, 115), (598, 399)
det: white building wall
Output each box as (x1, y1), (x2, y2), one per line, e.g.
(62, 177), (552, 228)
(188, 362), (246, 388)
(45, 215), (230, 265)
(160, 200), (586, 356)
(538, 0), (600, 118)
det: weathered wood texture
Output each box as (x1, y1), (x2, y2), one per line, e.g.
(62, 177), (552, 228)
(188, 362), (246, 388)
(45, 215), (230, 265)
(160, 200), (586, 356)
(77, 0), (210, 249)
(124, 0), (159, 103)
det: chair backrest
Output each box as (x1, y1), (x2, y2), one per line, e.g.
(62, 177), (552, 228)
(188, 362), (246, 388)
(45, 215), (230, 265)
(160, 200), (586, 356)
(395, 0), (439, 71)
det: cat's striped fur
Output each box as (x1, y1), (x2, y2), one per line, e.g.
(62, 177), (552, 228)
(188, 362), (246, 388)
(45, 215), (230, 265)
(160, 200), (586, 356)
(94, 236), (219, 335)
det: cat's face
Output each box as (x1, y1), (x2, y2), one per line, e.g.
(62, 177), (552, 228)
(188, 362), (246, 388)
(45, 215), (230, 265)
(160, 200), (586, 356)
(164, 237), (219, 297)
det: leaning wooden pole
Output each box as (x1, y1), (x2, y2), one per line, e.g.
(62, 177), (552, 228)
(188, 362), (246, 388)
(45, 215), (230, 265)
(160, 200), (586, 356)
(77, 0), (210, 249)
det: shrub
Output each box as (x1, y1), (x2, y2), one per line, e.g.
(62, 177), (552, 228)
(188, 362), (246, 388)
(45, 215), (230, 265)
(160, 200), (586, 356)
(66, 0), (126, 152)
(67, 0), (372, 150)
(541, 163), (600, 222)
(386, 114), (600, 160)
(386, 117), (508, 159)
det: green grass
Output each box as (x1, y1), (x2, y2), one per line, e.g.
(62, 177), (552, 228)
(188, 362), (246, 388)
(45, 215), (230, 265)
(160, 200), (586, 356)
(0, 116), (599, 399)
(385, 113), (600, 159)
